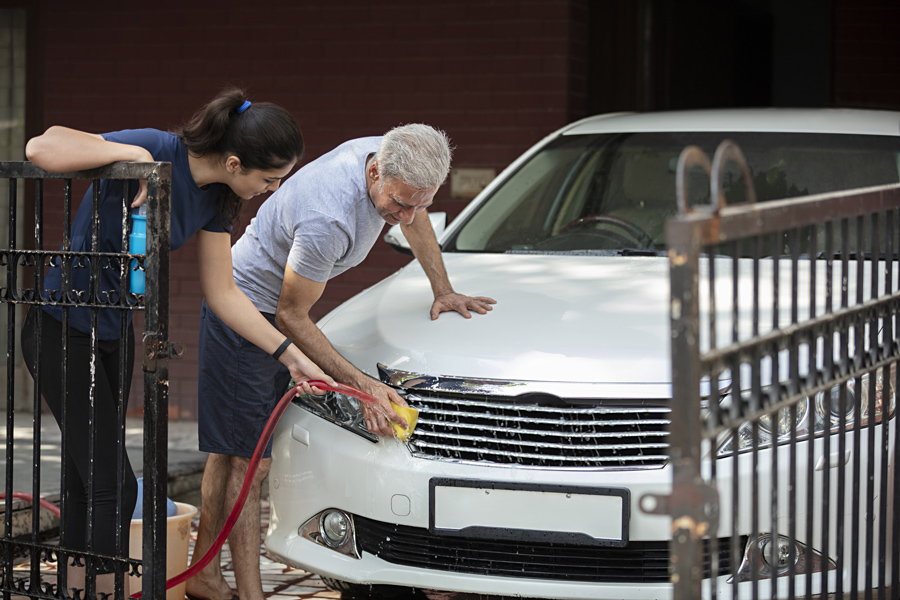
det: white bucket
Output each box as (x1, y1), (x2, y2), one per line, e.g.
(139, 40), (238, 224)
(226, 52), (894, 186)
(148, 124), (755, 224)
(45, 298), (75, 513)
(129, 501), (198, 600)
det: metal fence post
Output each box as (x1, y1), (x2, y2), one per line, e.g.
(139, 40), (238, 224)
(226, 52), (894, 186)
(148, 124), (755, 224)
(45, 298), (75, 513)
(667, 212), (710, 600)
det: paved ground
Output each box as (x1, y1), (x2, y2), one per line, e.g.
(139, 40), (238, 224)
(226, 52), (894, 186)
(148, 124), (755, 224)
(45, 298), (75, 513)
(0, 412), (209, 499)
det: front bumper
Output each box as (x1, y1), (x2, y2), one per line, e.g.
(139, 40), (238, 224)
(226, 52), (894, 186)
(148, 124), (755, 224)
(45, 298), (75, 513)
(265, 402), (676, 599)
(264, 402), (891, 599)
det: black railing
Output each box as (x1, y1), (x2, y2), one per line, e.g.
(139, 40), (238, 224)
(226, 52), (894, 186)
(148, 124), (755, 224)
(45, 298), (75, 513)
(655, 141), (900, 599)
(0, 161), (172, 600)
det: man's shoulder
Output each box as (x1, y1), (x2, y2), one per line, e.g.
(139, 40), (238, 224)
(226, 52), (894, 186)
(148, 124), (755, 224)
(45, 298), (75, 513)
(316, 136), (382, 164)
(281, 137), (381, 195)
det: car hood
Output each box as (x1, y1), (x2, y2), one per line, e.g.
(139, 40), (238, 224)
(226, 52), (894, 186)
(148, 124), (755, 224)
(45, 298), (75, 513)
(318, 254), (673, 395)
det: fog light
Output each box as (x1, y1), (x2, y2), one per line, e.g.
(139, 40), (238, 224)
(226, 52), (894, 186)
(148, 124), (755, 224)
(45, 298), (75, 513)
(320, 510), (350, 547)
(731, 534), (835, 582)
(298, 509), (360, 559)
(760, 536), (793, 572)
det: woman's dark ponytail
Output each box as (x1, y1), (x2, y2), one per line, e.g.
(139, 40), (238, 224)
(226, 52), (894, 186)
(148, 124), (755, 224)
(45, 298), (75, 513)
(176, 87), (304, 228)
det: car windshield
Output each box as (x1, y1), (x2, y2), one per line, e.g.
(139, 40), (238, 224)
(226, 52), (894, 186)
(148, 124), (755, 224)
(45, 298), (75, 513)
(444, 132), (900, 255)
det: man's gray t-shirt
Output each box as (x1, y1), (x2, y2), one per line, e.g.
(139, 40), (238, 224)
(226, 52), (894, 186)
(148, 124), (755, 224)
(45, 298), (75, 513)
(232, 137), (385, 314)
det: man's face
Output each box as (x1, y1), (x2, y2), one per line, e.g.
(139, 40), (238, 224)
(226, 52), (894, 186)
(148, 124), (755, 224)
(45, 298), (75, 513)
(366, 159), (438, 225)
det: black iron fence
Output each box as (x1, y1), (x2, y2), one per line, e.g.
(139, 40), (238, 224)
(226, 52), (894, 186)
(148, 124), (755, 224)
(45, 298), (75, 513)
(0, 161), (173, 600)
(656, 141), (900, 599)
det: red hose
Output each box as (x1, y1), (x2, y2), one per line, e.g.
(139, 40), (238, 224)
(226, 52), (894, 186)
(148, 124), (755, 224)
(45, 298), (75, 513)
(0, 491), (61, 517)
(132, 379), (378, 598)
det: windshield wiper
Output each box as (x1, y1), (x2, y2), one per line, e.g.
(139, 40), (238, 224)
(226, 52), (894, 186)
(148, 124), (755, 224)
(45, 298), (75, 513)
(618, 248), (662, 257)
(504, 248), (664, 257)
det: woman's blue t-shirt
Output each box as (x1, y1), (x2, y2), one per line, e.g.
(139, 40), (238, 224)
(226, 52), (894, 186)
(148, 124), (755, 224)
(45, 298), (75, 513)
(42, 128), (227, 339)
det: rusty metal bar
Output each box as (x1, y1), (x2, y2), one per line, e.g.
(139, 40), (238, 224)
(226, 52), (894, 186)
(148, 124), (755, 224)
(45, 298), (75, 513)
(59, 177), (71, 596)
(2, 176), (15, 600)
(140, 163), (172, 600)
(665, 199), (707, 599)
(28, 177), (40, 593)
(114, 180), (131, 597)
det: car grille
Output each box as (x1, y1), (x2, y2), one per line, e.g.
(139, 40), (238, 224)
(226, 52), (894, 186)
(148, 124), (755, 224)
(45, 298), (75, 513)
(405, 392), (671, 469)
(355, 516), (743, 583)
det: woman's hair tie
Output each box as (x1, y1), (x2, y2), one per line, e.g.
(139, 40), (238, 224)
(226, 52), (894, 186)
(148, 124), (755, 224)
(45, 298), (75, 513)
(237, 100), (251, 114)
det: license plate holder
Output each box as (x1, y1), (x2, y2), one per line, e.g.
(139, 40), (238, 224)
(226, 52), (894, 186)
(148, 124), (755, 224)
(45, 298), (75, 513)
(429, 478), (630, 547)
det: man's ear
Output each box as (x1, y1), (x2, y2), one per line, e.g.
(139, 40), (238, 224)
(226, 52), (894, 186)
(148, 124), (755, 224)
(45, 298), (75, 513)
(367, 159), (379, 182)
(225, 155), (242, 173)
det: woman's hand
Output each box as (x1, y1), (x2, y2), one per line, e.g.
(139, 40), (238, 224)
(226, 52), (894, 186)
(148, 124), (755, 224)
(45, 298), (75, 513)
(280, 344), (334, 396)
(131, 180), (149, 208)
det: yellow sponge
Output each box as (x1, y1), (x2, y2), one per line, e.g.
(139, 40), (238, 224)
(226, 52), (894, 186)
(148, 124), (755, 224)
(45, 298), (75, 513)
(390, 403), (419, 441)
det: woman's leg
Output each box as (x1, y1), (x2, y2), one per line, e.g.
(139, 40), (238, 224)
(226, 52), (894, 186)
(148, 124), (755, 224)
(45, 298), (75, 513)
(21, 308), (137, 595)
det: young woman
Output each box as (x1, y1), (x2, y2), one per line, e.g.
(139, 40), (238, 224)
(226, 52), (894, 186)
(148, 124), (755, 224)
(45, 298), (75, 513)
(20, 88), (331, 596)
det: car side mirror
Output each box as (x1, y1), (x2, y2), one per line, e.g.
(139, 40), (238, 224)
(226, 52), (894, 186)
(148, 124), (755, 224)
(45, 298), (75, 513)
(383, 212), (447, 255)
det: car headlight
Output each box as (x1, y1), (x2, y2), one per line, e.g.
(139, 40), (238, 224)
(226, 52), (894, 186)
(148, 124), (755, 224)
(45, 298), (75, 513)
(716, 365), (895, 457)
(291, 386), (379, 443)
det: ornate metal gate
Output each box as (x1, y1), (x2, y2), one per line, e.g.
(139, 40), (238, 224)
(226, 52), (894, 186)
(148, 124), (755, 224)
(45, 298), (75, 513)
(0, 161), (174, 600)
(661, 141), (900, 599)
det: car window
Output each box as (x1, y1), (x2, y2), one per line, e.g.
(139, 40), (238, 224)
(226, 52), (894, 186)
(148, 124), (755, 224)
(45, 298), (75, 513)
(445, 132), (900, 255)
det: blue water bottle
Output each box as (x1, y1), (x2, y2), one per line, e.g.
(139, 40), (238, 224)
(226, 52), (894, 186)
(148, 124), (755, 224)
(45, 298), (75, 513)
(129, 205), (146, 294)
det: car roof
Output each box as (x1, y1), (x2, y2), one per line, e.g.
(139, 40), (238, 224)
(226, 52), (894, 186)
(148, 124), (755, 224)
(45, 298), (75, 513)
(562, 108), (900, 137)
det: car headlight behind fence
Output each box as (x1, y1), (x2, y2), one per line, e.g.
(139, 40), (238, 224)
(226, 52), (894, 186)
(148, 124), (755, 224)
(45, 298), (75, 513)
(717, 365), (895, 457)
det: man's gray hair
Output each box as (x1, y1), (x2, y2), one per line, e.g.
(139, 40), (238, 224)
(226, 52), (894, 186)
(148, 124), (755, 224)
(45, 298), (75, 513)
(375, 124), (452, 190)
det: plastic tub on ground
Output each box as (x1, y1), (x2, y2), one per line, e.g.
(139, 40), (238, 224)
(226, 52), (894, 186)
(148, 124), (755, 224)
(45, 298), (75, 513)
(129, 501), (198, 600)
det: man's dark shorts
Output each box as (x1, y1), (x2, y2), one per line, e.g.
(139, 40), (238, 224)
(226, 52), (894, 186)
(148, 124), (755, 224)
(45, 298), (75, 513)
(198, 299), (291, 458)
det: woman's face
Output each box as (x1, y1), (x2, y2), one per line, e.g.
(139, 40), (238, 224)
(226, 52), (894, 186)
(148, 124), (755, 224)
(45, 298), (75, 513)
(226, 158), (295, 200)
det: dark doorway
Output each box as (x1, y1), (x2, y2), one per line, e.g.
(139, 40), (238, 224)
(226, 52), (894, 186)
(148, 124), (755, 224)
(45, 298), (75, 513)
(586, 0), (831, 115)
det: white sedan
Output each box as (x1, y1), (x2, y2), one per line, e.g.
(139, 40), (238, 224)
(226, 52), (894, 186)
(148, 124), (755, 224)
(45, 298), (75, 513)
(265, 108), (900, 599)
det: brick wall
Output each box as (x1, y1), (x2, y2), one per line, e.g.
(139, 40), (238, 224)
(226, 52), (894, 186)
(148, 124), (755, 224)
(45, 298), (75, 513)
(833, 0), (900, 109)
(29, 0), (580, 418)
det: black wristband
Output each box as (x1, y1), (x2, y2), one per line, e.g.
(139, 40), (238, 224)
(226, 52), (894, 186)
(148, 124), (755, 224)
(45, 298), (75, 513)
(272, 337), (292, 360)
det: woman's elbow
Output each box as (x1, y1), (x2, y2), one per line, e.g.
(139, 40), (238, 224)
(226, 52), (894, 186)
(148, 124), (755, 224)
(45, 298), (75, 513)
(24, 136), (44, 164)
(25, 127), (62, 166)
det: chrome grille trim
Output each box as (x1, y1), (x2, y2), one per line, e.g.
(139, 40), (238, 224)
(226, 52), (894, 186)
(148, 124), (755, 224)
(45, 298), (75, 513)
(414, 441), (670, 463)
(420, 407), (671, 427)
(378, 364), (672, 469)
(415, 419), (669, 439)
(415, 431), (669, 452)
(416, 395), (671, 414)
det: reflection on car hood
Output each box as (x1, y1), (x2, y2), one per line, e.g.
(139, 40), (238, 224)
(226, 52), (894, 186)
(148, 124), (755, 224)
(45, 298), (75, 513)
(317, 254), (672, 393)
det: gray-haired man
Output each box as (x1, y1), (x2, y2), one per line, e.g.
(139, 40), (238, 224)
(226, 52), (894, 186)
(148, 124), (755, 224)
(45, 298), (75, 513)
(187, 124), (496, 600)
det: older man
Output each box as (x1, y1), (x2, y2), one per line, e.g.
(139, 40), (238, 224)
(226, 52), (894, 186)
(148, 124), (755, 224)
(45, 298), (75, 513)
(186, 124), (496, 600)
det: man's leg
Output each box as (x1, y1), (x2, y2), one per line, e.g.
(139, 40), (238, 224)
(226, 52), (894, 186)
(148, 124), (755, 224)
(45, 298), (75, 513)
(227, 455), (272, 600)
(186, 454), (236, 600)
(194, 301), (288, 600)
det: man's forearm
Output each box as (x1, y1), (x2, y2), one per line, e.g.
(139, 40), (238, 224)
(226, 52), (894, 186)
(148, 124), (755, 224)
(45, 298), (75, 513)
(402, 212), (453, 296)
(278, 313), (370, 388)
